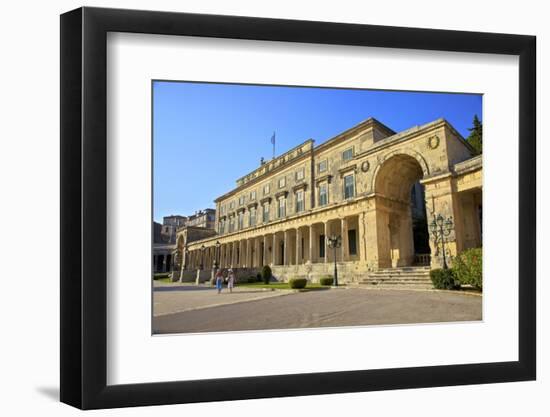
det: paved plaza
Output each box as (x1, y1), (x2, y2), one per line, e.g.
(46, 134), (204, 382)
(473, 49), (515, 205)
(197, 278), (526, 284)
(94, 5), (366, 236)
(153, 281), (294, 316)
(153, 282), (482, 334)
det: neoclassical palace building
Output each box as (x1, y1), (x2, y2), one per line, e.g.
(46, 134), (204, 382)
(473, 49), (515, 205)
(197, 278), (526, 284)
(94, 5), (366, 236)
(175, 117), (482, 283)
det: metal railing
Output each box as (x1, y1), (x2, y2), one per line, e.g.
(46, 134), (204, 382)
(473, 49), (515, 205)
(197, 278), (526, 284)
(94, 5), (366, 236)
(413, 253), (431, 266)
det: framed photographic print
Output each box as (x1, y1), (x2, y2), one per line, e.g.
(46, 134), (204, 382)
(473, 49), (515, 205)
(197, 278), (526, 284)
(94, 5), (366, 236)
(60, 6), (536, 410)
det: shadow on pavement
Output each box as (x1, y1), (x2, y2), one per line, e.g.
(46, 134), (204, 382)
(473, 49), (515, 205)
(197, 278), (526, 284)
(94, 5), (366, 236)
(154, 285), (275, 294)
(154, 285), (215, 292)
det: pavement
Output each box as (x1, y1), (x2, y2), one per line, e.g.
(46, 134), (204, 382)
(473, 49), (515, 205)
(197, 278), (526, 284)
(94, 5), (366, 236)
(153, 281), (293, 316)
(153, 284), (482, 334)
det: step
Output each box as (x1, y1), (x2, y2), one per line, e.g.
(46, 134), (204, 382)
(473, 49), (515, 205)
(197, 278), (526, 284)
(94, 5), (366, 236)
(363, 275), (430, 281)
(361, 279), (432, 284)
(359, 279), (432, 285)
(365, 274), (430, 279)
(376, 267), (430, 272)
(360, 284), (433, 290)
(370, 273), (430, 277)
(358, 267), (433, 288)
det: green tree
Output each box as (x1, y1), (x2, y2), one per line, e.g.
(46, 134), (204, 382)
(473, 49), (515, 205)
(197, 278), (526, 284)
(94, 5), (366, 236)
(466, 114), (482, 155)
(261, 265), (272, 284)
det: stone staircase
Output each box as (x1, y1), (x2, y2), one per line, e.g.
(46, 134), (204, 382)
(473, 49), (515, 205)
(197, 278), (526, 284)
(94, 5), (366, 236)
(359, 266), (432, 289)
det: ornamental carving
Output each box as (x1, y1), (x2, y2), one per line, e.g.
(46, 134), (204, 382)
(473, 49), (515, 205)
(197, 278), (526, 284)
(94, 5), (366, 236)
(427, 135), (440, 150)
(361, 160), (370, 172)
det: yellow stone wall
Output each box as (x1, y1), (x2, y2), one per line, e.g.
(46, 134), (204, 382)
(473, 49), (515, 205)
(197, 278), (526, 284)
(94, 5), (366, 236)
(182, 118), (482, 282)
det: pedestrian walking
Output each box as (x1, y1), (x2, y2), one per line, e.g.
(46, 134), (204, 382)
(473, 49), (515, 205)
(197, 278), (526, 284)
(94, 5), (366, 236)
(215, 270), (224, 294)
(227, 269), (235, 293)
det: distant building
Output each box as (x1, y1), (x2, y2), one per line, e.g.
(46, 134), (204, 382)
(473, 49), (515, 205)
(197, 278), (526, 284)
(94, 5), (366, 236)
(153, 212), (215, 273)
(187, 209), (216, 229)
(157, 215), (188, 244)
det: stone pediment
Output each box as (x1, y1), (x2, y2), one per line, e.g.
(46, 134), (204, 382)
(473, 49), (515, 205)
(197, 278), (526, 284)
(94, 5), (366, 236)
(292, 183), (307, 192)
(315, 174), (333, 185)
(338, 164), (357, 177)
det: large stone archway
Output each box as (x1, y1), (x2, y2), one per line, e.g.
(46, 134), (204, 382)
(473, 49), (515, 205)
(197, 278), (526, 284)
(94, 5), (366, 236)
(371, 153), (427, 268)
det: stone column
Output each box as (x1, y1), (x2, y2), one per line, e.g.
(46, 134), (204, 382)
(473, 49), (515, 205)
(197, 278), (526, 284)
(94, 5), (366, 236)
(364, 197), (392, 269)
(263, 235), (269, 267)
(324, 222), (329, 263)
(249, 238), (255, 267)
(296, 228), (301, 265)
(341, 217), (348, 262)
(248, 238), (253, 267)
(358, 212), (367, 263)
(283, 230), (290, 266)
(251, 238), (255, 267)
(272, 233), (278, 265)
(423, 177), (464, 269)
(255, 238), (261, 267)
(309, 225), (314, 263)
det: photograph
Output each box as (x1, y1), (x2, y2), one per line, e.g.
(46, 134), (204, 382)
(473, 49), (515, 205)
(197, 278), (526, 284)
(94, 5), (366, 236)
(152, 81), (483, 334)
(0, 0), (542, 414)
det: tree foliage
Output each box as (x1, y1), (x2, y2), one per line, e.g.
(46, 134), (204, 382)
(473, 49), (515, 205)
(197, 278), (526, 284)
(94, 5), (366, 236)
(261, 265), (272, 284)
(453, 247), (482, 290)
(466, 114), (483, 155)
(430, 268), (460, 290)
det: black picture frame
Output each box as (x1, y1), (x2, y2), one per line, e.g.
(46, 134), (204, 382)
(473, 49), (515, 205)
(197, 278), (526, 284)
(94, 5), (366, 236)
(60, 6), (536, 410)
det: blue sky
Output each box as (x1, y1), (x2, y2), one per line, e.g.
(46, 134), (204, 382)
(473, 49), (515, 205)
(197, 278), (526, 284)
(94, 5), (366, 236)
(153, 81), (482, 222)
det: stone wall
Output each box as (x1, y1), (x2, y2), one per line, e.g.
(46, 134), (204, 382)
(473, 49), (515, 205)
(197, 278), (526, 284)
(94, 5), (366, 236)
(271, 261), (365, 284)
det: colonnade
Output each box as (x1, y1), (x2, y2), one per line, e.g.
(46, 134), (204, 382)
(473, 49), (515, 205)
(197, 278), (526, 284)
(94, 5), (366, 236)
(184, 215), (361, 270)
(153, 253), (172, 272)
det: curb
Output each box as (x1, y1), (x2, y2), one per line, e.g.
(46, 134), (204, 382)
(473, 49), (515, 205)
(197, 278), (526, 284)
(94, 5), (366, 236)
(348, 285), (483, 296)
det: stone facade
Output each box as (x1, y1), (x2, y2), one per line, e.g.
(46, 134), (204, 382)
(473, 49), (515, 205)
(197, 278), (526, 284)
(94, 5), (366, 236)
(181, 117), (483, 283)
(153, 212), (215, 274)
(187, 209), (216, 230)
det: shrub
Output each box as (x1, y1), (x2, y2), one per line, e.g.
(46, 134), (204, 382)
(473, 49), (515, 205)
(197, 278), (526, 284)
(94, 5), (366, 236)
(256, 273), (262, 282)
(247, 276), (257, 283)
(319, 276), (334, 286)
(453, 247), (482, 290)
(430, 268), (460, 290)
(261, 265), (272, 284)
(153, 272), (170, 280)
(289, 278), (308, 289)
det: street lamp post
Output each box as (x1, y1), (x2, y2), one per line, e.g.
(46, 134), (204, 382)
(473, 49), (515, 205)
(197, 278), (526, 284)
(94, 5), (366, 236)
(429, 214), (454, 269)
(195, 244), (205, 285)
(183, 247), (189, 270)
(327, 234), (342, 286)
(199, 244), (205, 271)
